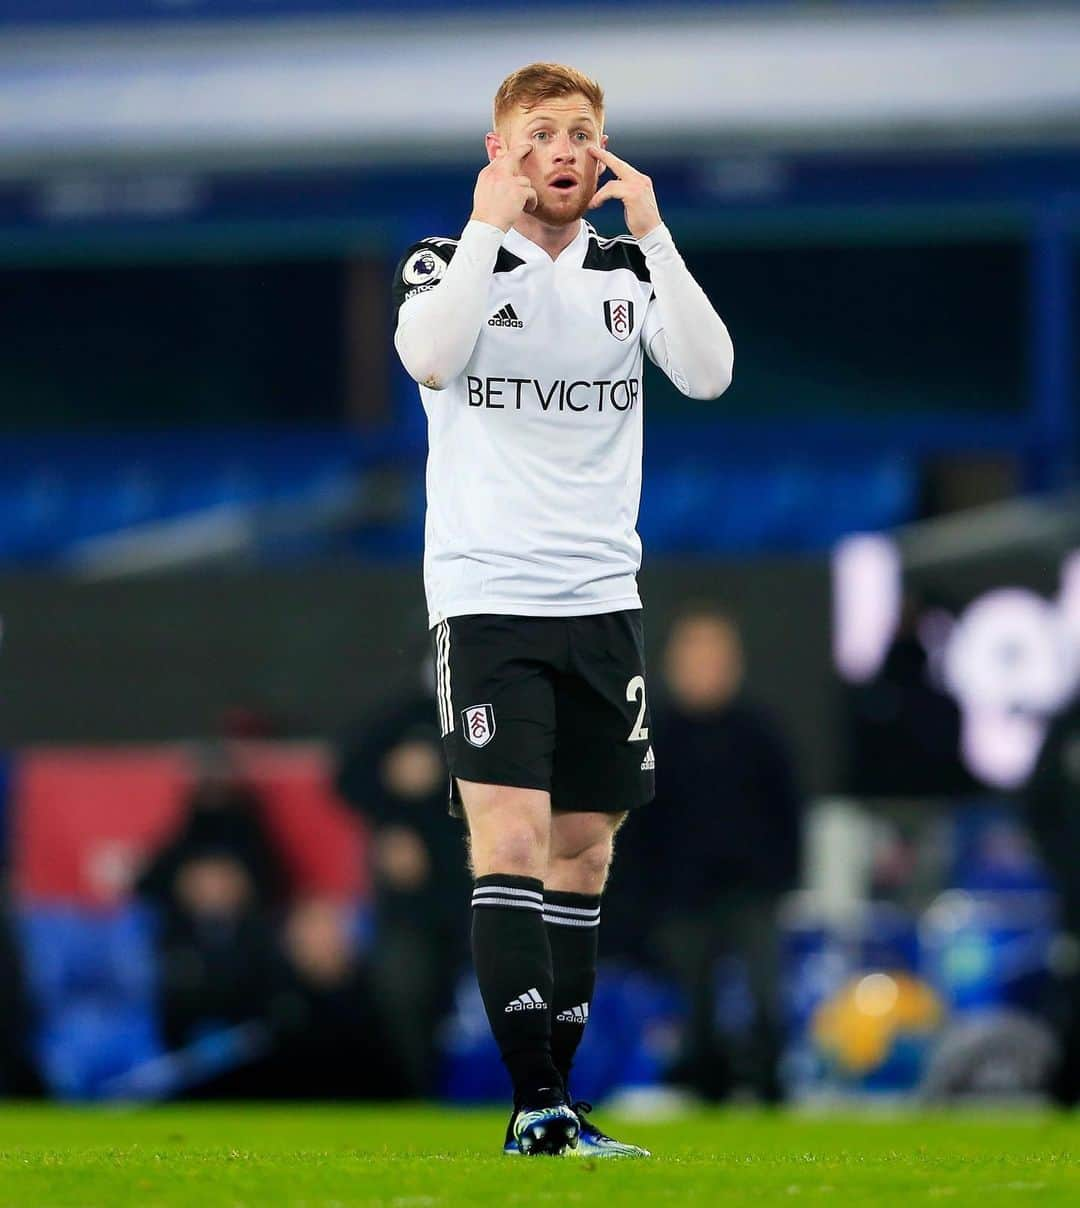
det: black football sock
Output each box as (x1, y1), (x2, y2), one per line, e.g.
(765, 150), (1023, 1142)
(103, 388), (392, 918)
(471, 874), (562, 1105)
(545, 889), (601, 1094)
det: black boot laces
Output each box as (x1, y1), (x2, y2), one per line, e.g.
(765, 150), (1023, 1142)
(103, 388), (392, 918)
(572, 1100), (610, 1139)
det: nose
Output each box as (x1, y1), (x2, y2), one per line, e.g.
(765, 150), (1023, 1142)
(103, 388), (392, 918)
(552, 131), (576, 162)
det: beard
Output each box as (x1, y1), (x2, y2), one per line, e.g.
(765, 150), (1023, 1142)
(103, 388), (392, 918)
(529, 180), (595, 227)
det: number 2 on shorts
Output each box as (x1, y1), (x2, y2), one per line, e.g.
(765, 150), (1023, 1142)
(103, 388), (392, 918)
(625, 675), (649, 742)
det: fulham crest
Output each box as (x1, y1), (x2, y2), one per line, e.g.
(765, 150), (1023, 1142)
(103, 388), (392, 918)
(462, 703), (496, 748)
(603, 298), (634, 341)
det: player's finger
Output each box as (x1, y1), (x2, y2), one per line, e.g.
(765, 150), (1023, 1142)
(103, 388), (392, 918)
(587, 181), (627, 209)
(588, 145), (635, 177)
(506, 141), (534, 167)
(523, 187), (538, 213)
(514, 175), (533, 189)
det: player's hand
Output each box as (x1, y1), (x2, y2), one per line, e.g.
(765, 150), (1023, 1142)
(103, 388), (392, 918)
(587, 146), (662, 238)
(471, 142), (538, 232)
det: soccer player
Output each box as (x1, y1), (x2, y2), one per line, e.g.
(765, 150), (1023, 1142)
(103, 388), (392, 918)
(392, 62), (734, 1156)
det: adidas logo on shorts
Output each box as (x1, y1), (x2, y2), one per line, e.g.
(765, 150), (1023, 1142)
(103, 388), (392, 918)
(640, 745), (655, 771)
(488, 303), (524, 329)
(505, 988), (546, 1012)
(555, 1002), (590, 1024)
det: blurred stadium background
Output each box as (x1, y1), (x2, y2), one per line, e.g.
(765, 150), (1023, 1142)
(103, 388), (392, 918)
(0, 0), (1077, 1110)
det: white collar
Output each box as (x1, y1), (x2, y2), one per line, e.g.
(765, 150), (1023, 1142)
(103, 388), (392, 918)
(504, 219), (589, 265)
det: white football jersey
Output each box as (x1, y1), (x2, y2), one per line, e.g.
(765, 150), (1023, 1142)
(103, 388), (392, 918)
(393, 220), (663, 626)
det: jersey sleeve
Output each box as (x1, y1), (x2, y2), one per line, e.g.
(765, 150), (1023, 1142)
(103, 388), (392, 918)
(637, 224), (733, 399)
(391, 238), (458, 318)
(639, 288), (664, 362)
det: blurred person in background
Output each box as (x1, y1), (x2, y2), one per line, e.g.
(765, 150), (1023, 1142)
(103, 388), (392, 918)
(615, 605), (802, 1103)
(1022, 689), (1080, 1105)
(846, 590), (975, 798)
(135, 744), (288, 1051)
(268, 897), (402, 1098)
(0, 901), (42, 1096)
(337, 683), (471, 1096)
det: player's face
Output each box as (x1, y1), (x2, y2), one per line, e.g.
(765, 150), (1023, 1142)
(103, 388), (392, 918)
(498, 95), (604, 226)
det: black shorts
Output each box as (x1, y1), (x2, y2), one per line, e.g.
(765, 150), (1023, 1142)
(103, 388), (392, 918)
(431, 610), (655, 816)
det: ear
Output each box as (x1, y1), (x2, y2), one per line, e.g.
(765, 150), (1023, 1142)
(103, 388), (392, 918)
(485, 131), (502, 163)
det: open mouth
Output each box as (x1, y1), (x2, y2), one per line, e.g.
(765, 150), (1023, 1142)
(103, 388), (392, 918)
(549, 176), (578, 192)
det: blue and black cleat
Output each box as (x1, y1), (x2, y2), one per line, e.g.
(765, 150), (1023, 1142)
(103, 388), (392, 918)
(503, 1090), (579, 1156)
(569, 1101), (651, 1158)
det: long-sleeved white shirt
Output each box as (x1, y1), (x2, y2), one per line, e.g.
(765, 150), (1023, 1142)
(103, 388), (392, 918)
(392, 218), (733, 625)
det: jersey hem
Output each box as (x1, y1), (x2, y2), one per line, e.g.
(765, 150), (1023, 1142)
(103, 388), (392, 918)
(428, 593), (642, 627)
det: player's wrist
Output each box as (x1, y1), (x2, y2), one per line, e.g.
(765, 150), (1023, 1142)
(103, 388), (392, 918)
(630, 218), (663, 240)
(637, 221), (673, 252)
(469, 209), (514, 233)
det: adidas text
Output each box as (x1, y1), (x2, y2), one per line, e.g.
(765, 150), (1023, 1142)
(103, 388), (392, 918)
(640, 745), (655, 771)
(505, 988), (546, 1012)
(556, 1003), (590, 1024)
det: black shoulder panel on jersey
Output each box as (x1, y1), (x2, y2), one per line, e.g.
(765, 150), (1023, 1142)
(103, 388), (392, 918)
(392, 237), (524, 313)
(392, 238), (458, 313)
(494, 247), (526, 274)
(582, 234), (650, 284)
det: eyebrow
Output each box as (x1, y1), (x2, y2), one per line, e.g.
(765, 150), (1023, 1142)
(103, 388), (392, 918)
(525, 112), (598, 129)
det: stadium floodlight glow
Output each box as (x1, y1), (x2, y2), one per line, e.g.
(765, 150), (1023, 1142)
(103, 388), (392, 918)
(1060, 549), (1080, 646)
(943, 587), (1078, 789)
(833, 536), (1080, 790)
(831, 534), (902, 684)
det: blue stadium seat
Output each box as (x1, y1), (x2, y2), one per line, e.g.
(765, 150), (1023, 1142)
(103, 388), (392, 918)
(16, 903), (163, 1100)
(0, 427), (919, 566)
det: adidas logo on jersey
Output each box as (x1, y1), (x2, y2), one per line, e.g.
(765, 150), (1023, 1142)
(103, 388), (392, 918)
(505, 988), (546, 1012)
(488, 303), (524, 329)
(555, 1002), (590, 1024)
(640, 745), (655, 771)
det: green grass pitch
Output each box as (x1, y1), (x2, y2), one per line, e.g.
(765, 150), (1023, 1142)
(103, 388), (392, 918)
(0, 1103), (1075, 1206)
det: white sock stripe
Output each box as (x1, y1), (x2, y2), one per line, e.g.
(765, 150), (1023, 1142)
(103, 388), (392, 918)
(473, 897), (543, 911)
(542, 902), (601, 918)
(472, 886), (544, 901)
(543, 913), (599, 927)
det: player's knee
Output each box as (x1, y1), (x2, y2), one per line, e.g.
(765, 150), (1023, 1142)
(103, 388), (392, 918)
(478, 826), (547, 879)
(580, 840), (614, 882)
(566, 839), (614, 891)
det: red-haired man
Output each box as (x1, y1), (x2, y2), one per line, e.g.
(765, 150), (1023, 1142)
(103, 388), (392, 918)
(393, 62), (733, 1157)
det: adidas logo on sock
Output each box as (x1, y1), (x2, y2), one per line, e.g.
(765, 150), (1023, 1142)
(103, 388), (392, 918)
(505, 987), (546, 1012)
(488, 303), (524, 329)
(555, 1002), (590, 1024)
(640, 745), (655, 771)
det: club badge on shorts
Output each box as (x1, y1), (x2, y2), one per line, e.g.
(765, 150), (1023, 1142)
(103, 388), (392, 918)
(603, 298), (634, 341)
(462, 703), (496, 748)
